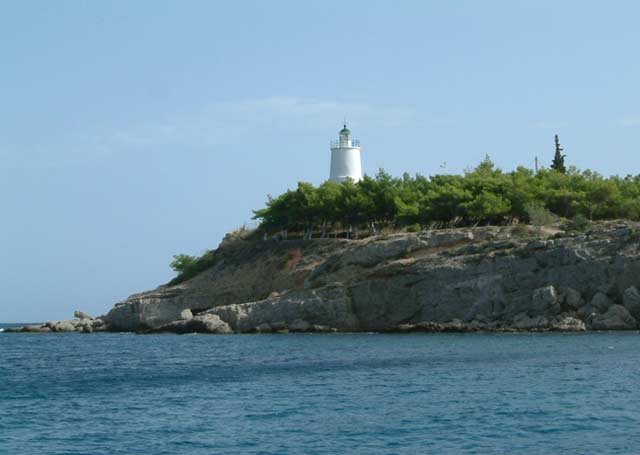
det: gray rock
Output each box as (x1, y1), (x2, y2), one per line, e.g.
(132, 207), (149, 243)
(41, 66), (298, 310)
(74, 310), (93, 320)
(560, 287), (583, 309)
(550, 316), (586, 331)
(525, 240), (550, 250)
(269, 321), (287, 331)
(78, 321), (93, 333)
(589, 305), (637, 330)
(207, 283), (357, 333)
(311, 324), (333, 332)
(576, 303), (597, 320)
(158, 314), (232, 334)
(420, 230), (474, 247)
(512, 313), (549, 330)
(289, 319), (311, 332)
(50, 321), (77, 332)
(623, 286), (640, 320)
(21, 325), (51, 333)
(98, 223), (640, 333)
(531, 285), (560, 315)
(255, 323), (273, 333)
(590, 292), (613, 313)
(91, 318), (106, 329)
(179, 309), (193, 320)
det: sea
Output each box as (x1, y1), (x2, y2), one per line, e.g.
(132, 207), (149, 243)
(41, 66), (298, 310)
(1, 324), (639, 454)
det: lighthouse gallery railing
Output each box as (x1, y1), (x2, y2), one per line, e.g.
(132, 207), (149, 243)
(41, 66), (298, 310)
(330, 139), (360, 148)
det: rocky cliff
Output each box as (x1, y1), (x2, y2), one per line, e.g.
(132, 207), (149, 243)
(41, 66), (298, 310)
(8, 222), (640, 334)
(101, 222), (640, 333)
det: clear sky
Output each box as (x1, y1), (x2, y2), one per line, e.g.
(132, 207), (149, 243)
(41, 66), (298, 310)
(2, 1), (640, 322)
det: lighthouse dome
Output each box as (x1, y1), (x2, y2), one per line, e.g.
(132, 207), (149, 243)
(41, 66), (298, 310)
(339, 125), (351, 135)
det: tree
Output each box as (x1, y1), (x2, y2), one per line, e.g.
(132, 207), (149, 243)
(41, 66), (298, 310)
(550, 134), (567, 173)
(251, 158), (640, 234)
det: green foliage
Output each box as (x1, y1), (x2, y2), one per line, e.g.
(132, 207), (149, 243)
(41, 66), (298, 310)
(170, 254), (198, 273)
(169, 250), (216, 285)
(252, 159), (640, 237)
(524, 203), (558, 226)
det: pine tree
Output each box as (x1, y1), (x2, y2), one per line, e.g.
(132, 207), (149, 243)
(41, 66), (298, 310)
(551, 134), (567, 173)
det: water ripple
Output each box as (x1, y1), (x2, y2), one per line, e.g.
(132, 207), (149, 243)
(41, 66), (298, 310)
(1, 331), (640, 454)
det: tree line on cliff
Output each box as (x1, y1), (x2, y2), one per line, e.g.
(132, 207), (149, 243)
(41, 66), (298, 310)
(252, 156), (640, 238)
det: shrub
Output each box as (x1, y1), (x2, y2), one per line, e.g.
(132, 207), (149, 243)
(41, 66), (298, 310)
(524, 203), (558, 226)
(405, 223), (422, 233)
(564, 214), (591, 233)
(169, 249), (217, 285)
(170, 254), (198, 273)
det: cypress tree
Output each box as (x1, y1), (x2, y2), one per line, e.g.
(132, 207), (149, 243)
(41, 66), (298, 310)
(551, 134), (567, 173)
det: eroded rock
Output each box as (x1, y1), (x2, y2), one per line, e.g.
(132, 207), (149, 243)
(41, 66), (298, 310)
(531, 285), (560, 315)
(88, 222), (640, 333)
(74, 310), (93, 320)
(589, 305), (637, 330)
(590, 292), (613, 313)
(550, 316), (586, 332)
(158, 314), (232, 334)
(623, 286), (640, 320)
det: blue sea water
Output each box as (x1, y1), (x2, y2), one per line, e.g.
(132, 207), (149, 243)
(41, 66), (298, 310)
(1, 327), (640, 455)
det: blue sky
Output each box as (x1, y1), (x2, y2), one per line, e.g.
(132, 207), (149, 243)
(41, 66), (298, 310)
(2, 1), (640, 322)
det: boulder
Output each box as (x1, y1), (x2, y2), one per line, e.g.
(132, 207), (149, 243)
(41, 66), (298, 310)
(268, 321), (287, 331)
(77, 321), (93, 333)
(623, 286), (640, 320)
(576, 303), (597, 320)
(531, 286), (560, 315)
(513, 313), (549, 330)
(560, 287), (583, 309)
(395, 323), (417, 332)
(311, 324), (333, 332)
(49, 321), (77, 332)
(590, 292), (613, 313)
(289, 319), (311, 332)
(589, 305), (637, 330)
(91, 318), (106, 330)
(179, 309), (193, 320)
(550, 316), (586, 332)
(158, 314), (232, 334)
(74, 310), (93, 320)
(255, 323), (273, 333)
(20, 325), (51, 333)
(411, 319), (479, 332)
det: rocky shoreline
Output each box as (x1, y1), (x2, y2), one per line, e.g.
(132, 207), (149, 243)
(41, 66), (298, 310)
(6, 222), (640, 335)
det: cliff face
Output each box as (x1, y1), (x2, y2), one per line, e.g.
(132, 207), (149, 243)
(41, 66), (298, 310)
(103, 223), (640, 333)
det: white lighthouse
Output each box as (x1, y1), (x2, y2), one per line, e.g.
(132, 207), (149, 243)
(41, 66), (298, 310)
(329, 124), (362, 183)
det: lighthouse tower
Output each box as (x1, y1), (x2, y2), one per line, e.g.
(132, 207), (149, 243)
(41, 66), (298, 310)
(329, 124), (362, 183)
